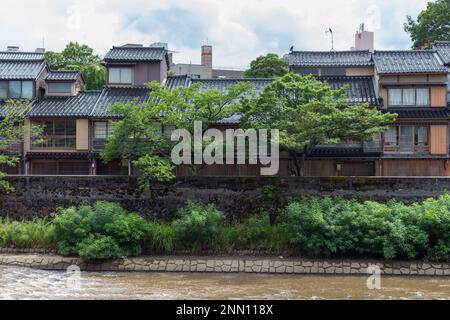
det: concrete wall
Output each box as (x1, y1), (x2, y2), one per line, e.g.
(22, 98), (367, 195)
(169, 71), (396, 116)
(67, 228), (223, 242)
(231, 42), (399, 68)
(2, 176), (450, 220)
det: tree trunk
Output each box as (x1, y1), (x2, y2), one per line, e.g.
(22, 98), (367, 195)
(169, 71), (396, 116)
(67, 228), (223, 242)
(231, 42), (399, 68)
(290, 150), (301, 176)
(299, 150), (307, 177)
(291, 146), (310, 177)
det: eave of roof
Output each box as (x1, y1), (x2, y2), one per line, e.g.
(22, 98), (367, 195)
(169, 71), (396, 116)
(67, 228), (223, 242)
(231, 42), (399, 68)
(103, 46), (167, 62)
(383, 108), (450, 119)
(288, 50), (373, 67)
(433, 41), (450, 66)
(45, 71), (82, 82)
(28, 91), (101, 117)
(308, 146), (381, 158)
(89, 86), (151, 118)
(318, 76), (378, 105)
(373, 50), (447, 74)
(25, 152), (93, 160)
(0, 51), (45, 61)
(0, 61), (47, 80)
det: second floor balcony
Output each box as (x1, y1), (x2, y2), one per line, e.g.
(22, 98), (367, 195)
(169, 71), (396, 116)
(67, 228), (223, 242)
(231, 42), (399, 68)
(31, 135), (76, 149)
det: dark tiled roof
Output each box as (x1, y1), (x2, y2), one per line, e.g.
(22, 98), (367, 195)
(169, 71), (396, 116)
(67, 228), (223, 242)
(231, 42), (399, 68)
(318, 76), (378, 105)
(46, 71), (81, 81)
(26, 152), (92, 160)
(308, 146), (381, 158)
(167, 76), (377, 104)
(164, 75), (192, 89)
(0, 51), (44, 61)
(373, 50), (447, 74)
(0, 61), (46, 80)
(104, 46), (167, 62)
(288, 50), (373, 67)
(165, 77), (273, 124)
(433, 41), (450, 66)
(0, 99), (36, 118)
(90, 87), (151, 118)
(28, 91), (101, 117)
(383, 108), (450, 119)
(192, 78), (273, 94)
(165, 76), (378, 123)
(0, 100), (5, 117)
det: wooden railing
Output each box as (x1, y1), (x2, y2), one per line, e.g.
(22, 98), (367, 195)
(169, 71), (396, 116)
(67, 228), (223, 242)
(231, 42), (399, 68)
(31, 135), (76, 149)
(363, 139), (382, 153)
(384, 144), (430, 154)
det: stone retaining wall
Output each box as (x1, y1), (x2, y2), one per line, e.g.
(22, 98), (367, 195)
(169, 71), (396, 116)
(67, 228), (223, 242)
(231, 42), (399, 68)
(3, 176), (450, 219)
(1, 254), (449, 276)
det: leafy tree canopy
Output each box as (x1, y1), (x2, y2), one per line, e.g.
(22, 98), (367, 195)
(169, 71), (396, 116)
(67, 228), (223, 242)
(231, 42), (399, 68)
(0, 100), (43, 191)
(240, 73), (397, 175)
(102, 81), (253, 185)
(404, 0), (450, 49)
(244, 53), (289, 78)
(44, 42), (106, 90)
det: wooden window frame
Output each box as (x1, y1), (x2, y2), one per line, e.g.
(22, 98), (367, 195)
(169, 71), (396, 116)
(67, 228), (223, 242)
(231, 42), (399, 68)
(387, 87), (430, 107)
(108, 67), (134, 85)
(384, 124), (430, 155)
(31, 119), (77, 150)
(0, 80), (34, 99)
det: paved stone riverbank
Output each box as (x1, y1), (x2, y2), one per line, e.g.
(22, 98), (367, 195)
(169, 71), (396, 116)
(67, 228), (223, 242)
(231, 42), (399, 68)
(1, 254), (449, 276)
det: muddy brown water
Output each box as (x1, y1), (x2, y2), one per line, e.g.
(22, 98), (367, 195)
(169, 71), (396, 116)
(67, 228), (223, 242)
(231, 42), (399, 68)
(0, 266), (449, 300)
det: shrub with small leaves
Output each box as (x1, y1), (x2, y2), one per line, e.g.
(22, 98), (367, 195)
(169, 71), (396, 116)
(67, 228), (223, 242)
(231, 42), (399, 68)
(172, 201), (225, 251)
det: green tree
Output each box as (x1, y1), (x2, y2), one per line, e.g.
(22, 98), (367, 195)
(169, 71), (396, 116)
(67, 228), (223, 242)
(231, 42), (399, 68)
(0, 100), (42, 191)
(240, 74), (397, 176)
(404, 0), (450, 49)
(244, 53), (289, 78)
(102, 81), (253, 186)
(44, 42), (106, 90)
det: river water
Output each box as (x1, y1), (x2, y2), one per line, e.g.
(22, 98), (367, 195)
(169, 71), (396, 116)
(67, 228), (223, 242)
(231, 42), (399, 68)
(0, 266), (449, 300)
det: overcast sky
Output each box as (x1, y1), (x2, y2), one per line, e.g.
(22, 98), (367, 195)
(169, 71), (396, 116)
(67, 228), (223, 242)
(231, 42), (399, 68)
(0, 0), (431, 69)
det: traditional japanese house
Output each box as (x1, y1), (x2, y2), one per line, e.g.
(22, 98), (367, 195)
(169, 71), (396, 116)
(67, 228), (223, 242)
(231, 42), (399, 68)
(0, 47), (47, 174)
(373, 50), (449, 176)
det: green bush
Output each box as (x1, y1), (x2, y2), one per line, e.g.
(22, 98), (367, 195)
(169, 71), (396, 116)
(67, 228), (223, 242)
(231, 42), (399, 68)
(280, 196), (450, 260)
(217, 213), (288, 251)
(77, 235), (124, 260)
(0, 218), (55, 249)
(1, 196), (449, 262)
(53, 201), (147, 260)
(172, 201), (224, 251)
(415, 195), (450, 260)
(145, 222), (175, 252)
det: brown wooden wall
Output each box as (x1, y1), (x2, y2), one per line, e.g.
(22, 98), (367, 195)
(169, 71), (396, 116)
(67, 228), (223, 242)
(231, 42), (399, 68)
(175, 159), (450, 177)
(380, 159), (450, 176)
(430, 86), (447, 107)
(430, 125), (449, 155)
(175, 160), (375, 177)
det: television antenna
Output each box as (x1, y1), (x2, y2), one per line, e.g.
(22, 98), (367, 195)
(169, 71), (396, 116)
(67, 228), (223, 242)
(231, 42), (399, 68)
(325, 28), (335, 51)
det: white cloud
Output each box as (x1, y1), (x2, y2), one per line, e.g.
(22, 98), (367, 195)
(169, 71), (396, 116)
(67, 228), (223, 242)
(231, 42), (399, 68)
(0, 0), (431, 68)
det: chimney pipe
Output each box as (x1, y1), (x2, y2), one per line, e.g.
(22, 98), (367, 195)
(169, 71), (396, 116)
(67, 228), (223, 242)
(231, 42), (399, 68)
(201, 45), (212, 79)
(352, 24), (374, 52)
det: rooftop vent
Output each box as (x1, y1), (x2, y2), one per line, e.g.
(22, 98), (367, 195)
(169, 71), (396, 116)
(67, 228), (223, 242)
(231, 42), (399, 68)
(7, 46), (19, 52)
(150, 42), (168, 50)
(122, 44), (143, 48)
